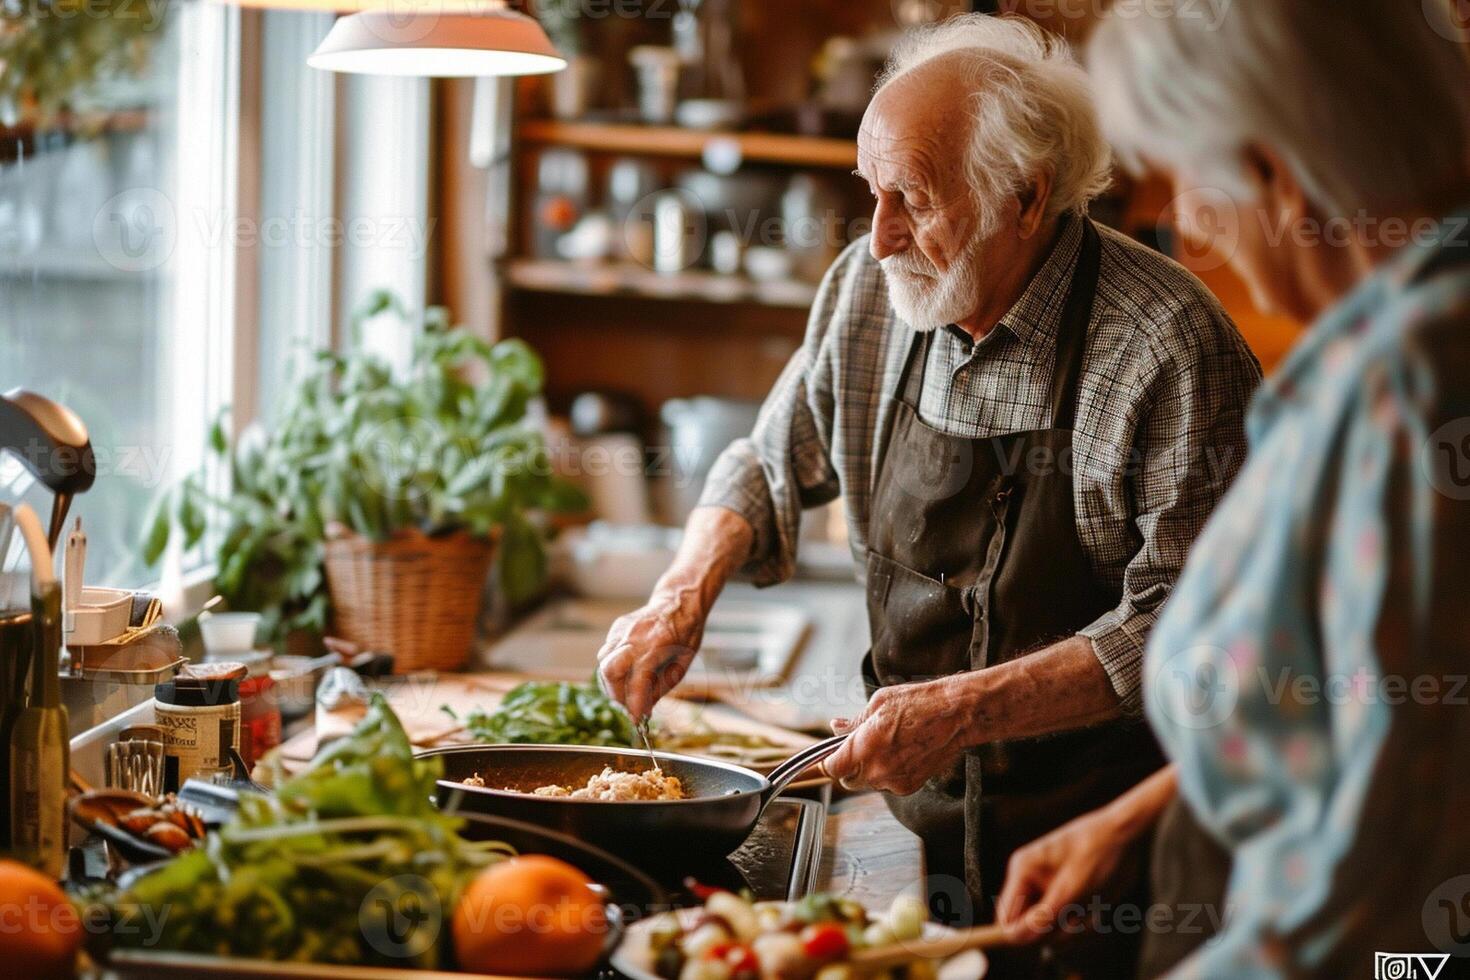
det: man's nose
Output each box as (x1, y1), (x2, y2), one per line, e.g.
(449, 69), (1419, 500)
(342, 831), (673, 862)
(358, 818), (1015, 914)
(869, 197), (911, 261)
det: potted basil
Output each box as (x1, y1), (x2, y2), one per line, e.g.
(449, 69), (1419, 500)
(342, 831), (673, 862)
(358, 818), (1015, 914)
(144, 292), (586, 670)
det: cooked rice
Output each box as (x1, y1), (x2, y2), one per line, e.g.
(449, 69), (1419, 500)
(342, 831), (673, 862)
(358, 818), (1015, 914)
(528, 766), (687, 801)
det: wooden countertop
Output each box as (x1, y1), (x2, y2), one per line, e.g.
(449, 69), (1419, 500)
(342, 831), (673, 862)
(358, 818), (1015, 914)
(818, 791), (926, 909)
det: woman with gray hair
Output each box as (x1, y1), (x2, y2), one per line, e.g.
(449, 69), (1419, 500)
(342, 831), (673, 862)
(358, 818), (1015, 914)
(997, 1), (1470, 976)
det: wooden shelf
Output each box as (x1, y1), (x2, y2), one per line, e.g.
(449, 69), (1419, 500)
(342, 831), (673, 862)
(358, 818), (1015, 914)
(505, 258), (818, 310)
(517, 119), (858, 170)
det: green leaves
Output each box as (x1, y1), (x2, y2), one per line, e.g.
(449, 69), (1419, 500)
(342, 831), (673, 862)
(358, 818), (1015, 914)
(446, 679), (637, 747)
(141, 293), (583, 645)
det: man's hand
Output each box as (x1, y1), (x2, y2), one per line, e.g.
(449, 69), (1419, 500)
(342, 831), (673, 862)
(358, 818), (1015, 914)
(596, 592), (706, 723)
(596, 507), (754, 721)
(996, 766), (1178, 943)
(821, 678), (968, 795)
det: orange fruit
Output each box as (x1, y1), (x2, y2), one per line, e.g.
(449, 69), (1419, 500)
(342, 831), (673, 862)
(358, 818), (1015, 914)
(453, 855), (607, 977)
(0, 860), (82, 979)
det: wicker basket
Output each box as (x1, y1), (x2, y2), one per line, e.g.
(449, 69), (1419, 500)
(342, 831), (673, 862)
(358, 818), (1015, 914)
(322, 529), (496, 673)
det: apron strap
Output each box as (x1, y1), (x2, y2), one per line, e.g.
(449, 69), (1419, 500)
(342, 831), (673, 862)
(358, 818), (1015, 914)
(897, 323), (933, 406)
(1049, 218), (1103, 432)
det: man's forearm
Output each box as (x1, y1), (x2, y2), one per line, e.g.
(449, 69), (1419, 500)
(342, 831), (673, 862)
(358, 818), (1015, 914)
(949, 635), (1125, 745)
(650, 506), (756, 618)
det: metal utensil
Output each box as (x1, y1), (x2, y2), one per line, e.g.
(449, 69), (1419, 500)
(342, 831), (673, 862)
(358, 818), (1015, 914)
(425, 734), (848, 864)
(0, 389), (96, 549)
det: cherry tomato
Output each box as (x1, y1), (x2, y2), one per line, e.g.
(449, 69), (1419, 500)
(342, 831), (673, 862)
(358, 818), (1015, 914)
(801, 922), (851, 960)
(703, 942), (759, 976)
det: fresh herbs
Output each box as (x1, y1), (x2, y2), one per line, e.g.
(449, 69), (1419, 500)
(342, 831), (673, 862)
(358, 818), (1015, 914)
(142, 292), (586, 644)
(109, 694), (512, 968)
(445, 679), (637, 748)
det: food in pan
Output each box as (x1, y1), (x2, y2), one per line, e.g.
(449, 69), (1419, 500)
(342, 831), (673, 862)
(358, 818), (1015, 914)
(104, 695), (517, 969)
(647, 889), (930, 980)
(463, 765), (689, 801)
(530, 766), (688, 801)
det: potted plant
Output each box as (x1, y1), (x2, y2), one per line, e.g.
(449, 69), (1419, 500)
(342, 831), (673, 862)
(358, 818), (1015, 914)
(144, 293), (585, 670)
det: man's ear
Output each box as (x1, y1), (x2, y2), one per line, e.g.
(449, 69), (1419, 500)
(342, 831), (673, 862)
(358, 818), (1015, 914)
(1016, 170), (1055, 239)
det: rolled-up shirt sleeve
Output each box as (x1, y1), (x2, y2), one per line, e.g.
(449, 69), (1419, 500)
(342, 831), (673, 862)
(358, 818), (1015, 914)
(1079, 313), (1260, 714)
(696, 245), (857, 585)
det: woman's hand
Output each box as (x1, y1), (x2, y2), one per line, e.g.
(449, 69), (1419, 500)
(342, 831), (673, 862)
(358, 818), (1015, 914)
(995, 804), (1136, 943)
(996, 766), (1179, 943)
(821, 679), (968, 795)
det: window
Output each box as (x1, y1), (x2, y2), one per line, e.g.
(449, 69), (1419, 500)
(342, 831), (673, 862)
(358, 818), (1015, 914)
(0, 5), (433, 606)
(0, 3), (237, 593)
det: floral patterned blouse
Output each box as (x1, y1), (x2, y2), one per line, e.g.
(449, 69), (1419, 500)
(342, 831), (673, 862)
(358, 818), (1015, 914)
(1145, 209), (1470, 977)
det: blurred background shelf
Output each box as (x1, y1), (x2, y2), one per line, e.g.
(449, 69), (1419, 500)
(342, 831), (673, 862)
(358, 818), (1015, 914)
(517, 120), (859, 170)
(504, 258), (819, 309)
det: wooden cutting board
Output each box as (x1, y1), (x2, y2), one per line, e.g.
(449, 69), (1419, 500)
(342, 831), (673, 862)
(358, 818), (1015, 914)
(277, 672), (819, 774)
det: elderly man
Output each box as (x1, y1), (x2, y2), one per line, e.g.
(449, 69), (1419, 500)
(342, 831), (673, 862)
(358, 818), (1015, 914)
(599, 15), (1260, 974)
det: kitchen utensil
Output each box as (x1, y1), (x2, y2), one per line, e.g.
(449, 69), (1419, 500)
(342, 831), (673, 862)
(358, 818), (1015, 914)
(568, 437), (653, 526)
(0, 606), (32, 850)
(106, 739), (165, 797)
(425, 734), (847, 863)
(65, 587), (135, 646)
(562, 522), (678, 598)
(629, 45), (681, 123)
(198, 611), (261, 655)
(0, 389), (96, 549)
(8, 502), (69, 876)
(63, 517), (84, 636)
(852, 923), (1009, 974)
(652, 189), (702, 274)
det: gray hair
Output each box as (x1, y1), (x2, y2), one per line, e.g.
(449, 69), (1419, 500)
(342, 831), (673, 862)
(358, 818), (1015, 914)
(877, 14), (1114, 232)
(1088, 0), (1470, 217)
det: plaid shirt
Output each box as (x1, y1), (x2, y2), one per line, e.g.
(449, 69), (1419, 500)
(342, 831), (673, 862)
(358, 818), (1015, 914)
(700, 216), (1263, 712)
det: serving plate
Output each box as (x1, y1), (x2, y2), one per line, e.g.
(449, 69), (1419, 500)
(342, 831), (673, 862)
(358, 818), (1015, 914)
(612, 905), (988, 980)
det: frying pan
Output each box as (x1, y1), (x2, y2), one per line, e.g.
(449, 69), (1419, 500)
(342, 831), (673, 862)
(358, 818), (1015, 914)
(422, 734), (846, 864)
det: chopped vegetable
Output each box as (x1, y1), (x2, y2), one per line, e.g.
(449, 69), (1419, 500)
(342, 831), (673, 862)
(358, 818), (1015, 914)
(801, 923), (851, 961)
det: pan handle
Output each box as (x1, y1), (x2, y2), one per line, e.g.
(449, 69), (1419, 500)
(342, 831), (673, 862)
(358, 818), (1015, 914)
(757, 733), (848, 815)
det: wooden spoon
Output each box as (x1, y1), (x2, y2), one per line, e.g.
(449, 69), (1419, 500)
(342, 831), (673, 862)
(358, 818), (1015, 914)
(850, 923), (1012, 974)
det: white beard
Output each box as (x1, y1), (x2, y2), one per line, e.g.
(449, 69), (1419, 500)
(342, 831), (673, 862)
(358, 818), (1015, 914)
(880, 239), (984, 331)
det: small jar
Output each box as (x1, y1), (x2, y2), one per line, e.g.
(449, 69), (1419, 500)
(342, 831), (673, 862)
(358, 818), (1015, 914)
(234, 654), (281, 769)
(155, 665), (243, 789)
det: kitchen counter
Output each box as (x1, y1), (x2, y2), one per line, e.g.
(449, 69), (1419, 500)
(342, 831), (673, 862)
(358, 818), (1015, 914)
(712, 578), (872, 733)
(818, 791), (926, 909)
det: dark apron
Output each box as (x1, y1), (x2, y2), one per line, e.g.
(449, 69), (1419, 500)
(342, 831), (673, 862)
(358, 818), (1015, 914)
(862, 220), (1166, 978)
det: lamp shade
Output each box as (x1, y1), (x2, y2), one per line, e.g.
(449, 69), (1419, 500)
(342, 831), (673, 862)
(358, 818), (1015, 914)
(308, 7), (566, 77)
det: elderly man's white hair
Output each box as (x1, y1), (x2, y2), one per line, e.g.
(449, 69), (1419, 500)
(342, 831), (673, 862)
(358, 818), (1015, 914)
(877, 14), (1113, 234)
(1088, 0), (1470, 217)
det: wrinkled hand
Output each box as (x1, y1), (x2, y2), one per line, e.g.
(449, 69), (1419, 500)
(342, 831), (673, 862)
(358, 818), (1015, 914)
(995, 805), (1133, 943)
(596, 592), (705, 721)
(821, 680), (967, 796)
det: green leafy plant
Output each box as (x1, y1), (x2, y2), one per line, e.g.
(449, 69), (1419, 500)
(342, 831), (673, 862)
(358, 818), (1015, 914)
(0, 0), (165, 124)
(143, 292), (586, 645)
